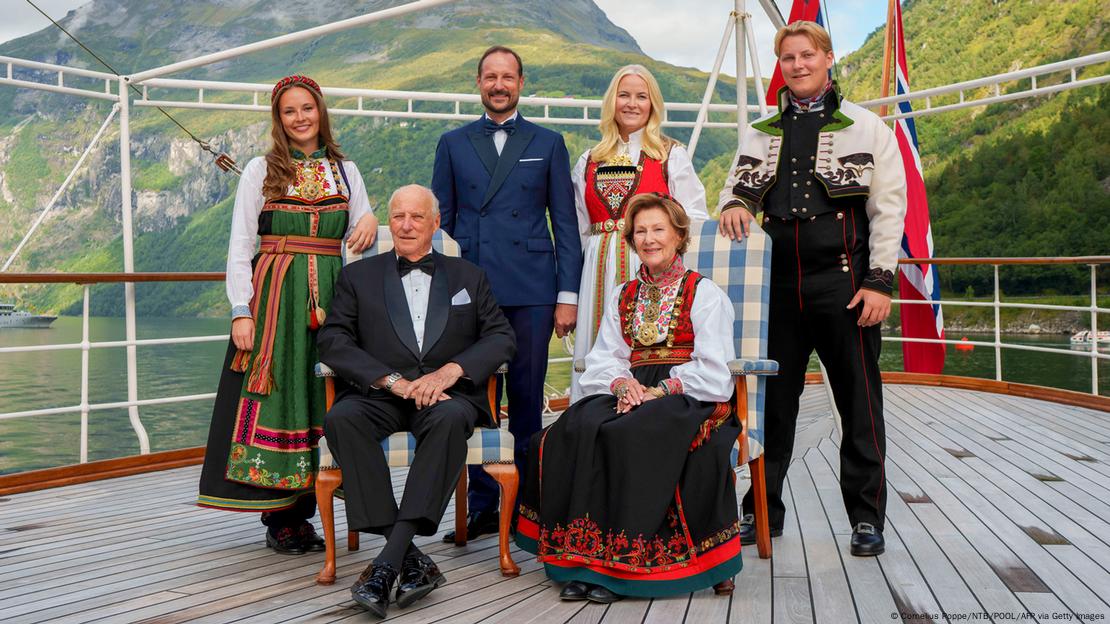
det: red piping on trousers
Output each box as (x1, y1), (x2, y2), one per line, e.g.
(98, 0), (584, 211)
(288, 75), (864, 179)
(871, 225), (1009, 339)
(843, 209), (886, 516)
(795, 220), (803, 311)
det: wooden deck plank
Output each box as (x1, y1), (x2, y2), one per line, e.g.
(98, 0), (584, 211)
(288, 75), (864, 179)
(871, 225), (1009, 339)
(2, 385), (1109, 624)
(794, 450), (858, 623)
(881, 418), (1110, 615)
(729, 551), (772, 624)
(815, 439), (961, 619)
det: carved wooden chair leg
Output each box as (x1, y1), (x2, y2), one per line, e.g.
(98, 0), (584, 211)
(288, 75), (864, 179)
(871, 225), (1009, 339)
(454, 470), (468, 546)
(315, 467), (343, 585)
(482, 462), (520, 576)
(751, 454), (772, 559)
(348, 529), (359, 551)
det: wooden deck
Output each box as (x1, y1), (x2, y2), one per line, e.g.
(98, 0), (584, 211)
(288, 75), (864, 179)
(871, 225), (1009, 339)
(2, 384), (1110, 623)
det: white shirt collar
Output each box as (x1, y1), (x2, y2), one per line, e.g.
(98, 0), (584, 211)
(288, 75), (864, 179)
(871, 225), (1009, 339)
(618, 128), (644, 152)
(483, 110), (519, 125)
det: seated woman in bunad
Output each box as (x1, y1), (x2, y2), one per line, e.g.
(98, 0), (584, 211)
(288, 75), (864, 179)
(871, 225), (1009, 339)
(197, 74), (378, 555)
(569, 64), (709, 402)
(517, 193), (741, 603)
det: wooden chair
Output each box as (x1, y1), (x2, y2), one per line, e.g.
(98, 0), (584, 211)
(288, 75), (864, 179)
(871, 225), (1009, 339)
(573, 219), (777, 561)
(313, 228), (519, 585)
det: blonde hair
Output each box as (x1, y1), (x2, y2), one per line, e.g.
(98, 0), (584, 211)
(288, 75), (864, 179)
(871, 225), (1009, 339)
(262, 83), (345, 201)
(591, 65), (674, 164)
(622, 193), (691, 256)
(774, 21), (833, 57)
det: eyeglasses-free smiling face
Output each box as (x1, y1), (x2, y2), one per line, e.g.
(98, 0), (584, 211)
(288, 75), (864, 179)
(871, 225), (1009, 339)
(632, 207), (681, 275)
(614, 74), (651, 139)
(278, 86), (320, 154)
(477, 51), (523, 122)
(778, 34), (834, 100)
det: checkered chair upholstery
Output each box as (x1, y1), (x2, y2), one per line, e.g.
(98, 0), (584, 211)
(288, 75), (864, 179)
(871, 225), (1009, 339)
(683, 219), (776, 462)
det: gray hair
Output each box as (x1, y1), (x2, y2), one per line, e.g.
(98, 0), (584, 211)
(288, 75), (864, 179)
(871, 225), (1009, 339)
(388, 184), (440, 216)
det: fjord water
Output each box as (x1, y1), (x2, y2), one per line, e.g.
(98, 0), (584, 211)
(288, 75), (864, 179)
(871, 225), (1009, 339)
(1, 316), (1107, 474)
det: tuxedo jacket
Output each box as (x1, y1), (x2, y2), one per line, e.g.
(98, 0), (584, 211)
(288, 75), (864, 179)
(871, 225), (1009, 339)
(317, 251), (516, 426)
(431, 115), (582, 307)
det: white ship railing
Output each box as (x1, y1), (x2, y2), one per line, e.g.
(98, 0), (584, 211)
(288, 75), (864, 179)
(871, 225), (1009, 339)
(1, 0), (1108, 467)
(1, 257), (1107, 464)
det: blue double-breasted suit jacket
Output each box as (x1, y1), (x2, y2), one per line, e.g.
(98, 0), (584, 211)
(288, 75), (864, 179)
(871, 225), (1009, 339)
(431, 115), (582, 308)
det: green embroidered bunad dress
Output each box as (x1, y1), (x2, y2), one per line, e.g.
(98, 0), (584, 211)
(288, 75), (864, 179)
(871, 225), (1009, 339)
(199, 149), (372, 512)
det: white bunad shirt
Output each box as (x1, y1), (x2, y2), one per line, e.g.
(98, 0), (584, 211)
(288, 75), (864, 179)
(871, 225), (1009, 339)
(225, 156), (373, 318)
(579, 278), (736, 403)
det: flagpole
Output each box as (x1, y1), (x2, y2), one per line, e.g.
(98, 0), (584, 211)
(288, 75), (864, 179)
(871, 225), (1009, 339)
(878, 0), (896, 117)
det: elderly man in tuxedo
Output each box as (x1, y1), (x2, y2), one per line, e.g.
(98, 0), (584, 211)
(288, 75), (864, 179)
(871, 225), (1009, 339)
(431, 45), (582, 540)
(318, 184), (516, 617)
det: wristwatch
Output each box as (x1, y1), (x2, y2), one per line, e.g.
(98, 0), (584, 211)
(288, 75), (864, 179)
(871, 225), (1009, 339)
(384, 372), (404, 392)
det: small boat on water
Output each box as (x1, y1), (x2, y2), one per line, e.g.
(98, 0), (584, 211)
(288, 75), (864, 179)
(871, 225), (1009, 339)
(1069, 329), (1110, 346)
(0, 302), (56, 328)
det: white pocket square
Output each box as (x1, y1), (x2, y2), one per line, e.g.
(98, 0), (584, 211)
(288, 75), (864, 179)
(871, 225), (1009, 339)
(518, 157), (544, 162)
(451, 289), (471, 305)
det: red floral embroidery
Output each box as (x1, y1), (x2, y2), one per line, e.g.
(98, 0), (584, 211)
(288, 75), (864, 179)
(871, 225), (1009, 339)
(538, 515), (695, 571)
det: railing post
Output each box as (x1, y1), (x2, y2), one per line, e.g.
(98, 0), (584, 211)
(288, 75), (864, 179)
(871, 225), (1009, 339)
(1091, 264), (1099, 395)
(80, 286), (90, 464)
(118, 77), (151, 455)
(734, 0), (748, 147)
(994, 264), (1002, 381)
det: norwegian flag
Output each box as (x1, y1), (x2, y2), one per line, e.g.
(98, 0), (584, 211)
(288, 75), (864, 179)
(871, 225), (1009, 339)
(764, 0), (825, 105)
(892, 1), (945, 373)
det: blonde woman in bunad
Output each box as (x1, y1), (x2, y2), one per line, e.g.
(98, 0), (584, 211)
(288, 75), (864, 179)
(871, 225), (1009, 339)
(198, 75), (378, 555)
(569, 64), (708, 401)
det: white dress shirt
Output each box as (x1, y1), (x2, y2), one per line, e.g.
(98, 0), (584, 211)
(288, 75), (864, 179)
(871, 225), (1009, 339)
(399, 249), (434, 350)
(484, 110), (519, 155)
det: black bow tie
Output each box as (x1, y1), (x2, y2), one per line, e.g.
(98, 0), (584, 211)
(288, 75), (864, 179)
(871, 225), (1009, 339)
(398, 255), (434, 277)
(483, 117), (516, 136)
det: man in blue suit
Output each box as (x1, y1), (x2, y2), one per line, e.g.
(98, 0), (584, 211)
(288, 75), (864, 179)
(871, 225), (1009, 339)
(432, 45), (582, 541)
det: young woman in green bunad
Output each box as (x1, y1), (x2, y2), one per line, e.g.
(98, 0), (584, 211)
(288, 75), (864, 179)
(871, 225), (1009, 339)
(198, 75), (378, 554)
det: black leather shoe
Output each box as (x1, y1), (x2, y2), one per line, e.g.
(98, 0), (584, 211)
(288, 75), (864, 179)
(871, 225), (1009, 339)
(738, 513), (783, 546)
(266, 527), (306, 555)
(351, 562), (399, 618)
(297, 523), (326, 553)
(850, 522), (885, 556)
(586, 584), (623, 604)
(558, 581), (590, 601)
(441, 509), (499, 543)
(395, 553), (447, 608)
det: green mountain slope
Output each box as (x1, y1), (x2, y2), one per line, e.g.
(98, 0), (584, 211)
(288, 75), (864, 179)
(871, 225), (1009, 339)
(837, 0), (1110, 296)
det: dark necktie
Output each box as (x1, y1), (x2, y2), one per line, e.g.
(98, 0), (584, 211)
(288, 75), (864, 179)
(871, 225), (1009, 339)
(483, 117), (516, 136)
(398, 255), (434, 277)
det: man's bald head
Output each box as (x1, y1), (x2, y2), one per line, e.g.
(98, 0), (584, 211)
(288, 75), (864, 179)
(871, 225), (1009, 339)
(388, 184), (440, 217)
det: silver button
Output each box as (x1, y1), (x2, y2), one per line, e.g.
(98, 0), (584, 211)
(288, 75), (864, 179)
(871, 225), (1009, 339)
(809, 169), (814, 173)
(810, 156), (816, 161)
(819, 113), (825, 118)
(836, 212), (844, 220)
(841, 259), (849, 265)
(791, 157), (797, 163)
(792, 182), (798, 188)
(791, 208), (798, 213)
(810, 216), (816, 221)
(792, 170), (798, 175)
(841, 266), (850, 272)
(804, 193), (810, 199)
(806, 181), (812, 186)
(801, 207), (808, 213)
(839, 253), (847, 259)
(793, 115), (798, 120)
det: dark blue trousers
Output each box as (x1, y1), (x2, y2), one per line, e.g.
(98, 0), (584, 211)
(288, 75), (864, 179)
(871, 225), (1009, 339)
(467, 304), (554, 513)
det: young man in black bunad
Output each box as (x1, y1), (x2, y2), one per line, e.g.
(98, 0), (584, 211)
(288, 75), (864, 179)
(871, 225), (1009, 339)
(717, 21), (907, 557)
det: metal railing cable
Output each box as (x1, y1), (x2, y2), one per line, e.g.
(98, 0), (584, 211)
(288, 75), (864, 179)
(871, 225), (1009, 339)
(24, 0), (241, 174)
